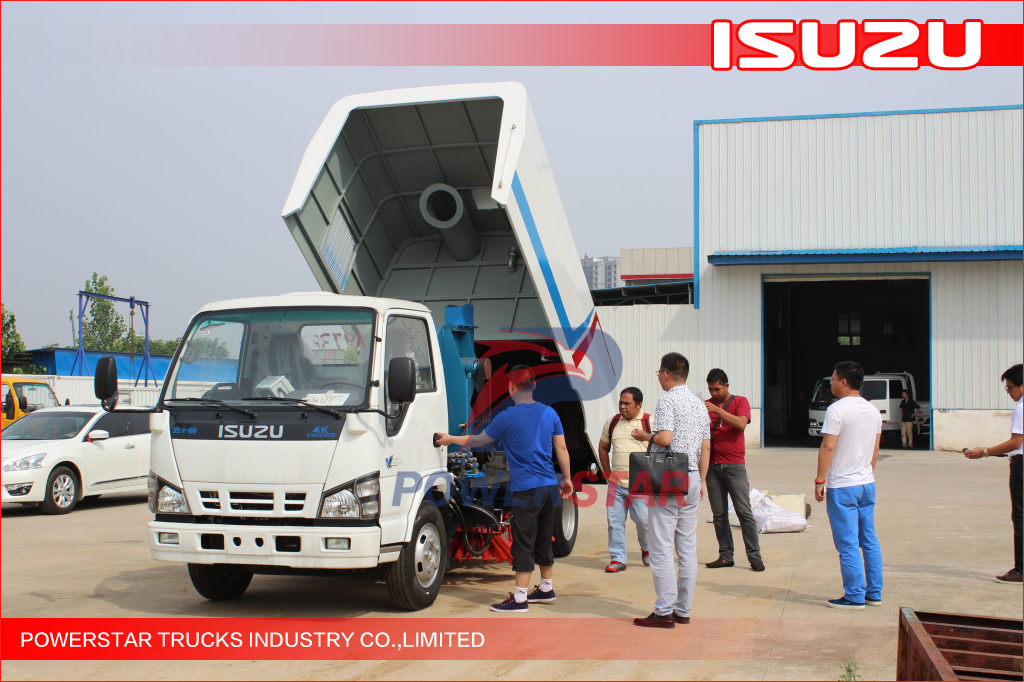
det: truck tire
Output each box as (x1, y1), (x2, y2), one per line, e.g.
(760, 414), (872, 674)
(187, 564), (253, 601)
(40, 466), (79, 515)
(385, 501), (447, 611)
(552, 492), (578, 558)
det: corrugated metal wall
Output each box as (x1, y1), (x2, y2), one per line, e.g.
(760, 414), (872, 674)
(698, 108), (1022, 253)
(697, 108), (1023, 416)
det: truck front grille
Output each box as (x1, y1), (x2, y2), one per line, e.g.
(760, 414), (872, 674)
(196, 489), (308, 514)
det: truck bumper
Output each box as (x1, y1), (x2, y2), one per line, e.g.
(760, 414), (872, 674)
(147, 520), (386, 569)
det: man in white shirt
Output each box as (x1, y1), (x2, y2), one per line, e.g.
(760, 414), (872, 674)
(814, 361), (883, 610)
(964, 363), (1023, 584)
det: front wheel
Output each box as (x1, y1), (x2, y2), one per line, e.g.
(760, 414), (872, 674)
(187, 564), (253, 601)
(552, 492), (578, 558)
(385, 501), (447, 611)
(40, 466), (79, 515)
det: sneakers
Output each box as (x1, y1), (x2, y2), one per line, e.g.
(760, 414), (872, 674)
(526, 585), (556, 603)
(827, 597), (866, 610)
(673, 615), (690, 625)
(705, 558), (735, 568)
(606, 561), (628, 573)
(633, 612), (675, 628)
(996, 569), (1023, 583)
(642, 551), (651, 567)
(865, 597), (882, 607)
(490, 593), (529, 613)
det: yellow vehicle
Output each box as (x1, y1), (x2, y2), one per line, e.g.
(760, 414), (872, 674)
(1, 377), (61, 430)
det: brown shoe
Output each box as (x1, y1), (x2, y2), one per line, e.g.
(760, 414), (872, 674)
(633, 613), (675, 628)
(751, 561), (766, 572)
(996, 569), (1023, 583)
(673, 615), (690, 625)
(705, 557), (734, 568)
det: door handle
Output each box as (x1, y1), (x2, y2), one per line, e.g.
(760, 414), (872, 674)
(124, 444), (135, 449)
(879, 410), (886, 414)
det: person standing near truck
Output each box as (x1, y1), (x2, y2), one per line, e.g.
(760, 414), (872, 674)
(435, 365), (574, 612)
(815, 361), (883, 610)
(703, 369), (764, 572)
(631, 352), (711, 629)
(898, 389), (920, 449)
(963, 363), (1023, 584)
(598, 387), (652, 573)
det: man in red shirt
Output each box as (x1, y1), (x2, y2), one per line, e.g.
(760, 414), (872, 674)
(704, 369), (764, 572)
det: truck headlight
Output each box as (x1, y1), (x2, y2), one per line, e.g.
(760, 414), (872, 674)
(2, 453), (46, 472)
(320, 473), (380, 520)
(148, 474), (191, 514)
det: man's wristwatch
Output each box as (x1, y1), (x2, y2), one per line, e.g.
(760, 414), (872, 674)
(984, 447), (990, 457)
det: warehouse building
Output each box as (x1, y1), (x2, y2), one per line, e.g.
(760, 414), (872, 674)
(598, 105), (1022, 450)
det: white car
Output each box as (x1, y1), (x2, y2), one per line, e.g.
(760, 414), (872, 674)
(1, 406), (151, 514)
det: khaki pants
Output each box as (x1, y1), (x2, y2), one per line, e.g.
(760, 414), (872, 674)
(900, 421), (914, 447)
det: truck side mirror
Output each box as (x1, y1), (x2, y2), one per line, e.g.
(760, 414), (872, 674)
(94, 356), (120, 410)
(18, 395), (28, 412)
(3, 393), (14, 420)
(387, 357), (417, 404)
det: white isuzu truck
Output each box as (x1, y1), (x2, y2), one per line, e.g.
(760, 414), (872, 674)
(94, 83), (620, 610)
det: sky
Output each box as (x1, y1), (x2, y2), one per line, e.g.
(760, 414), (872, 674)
(1, 1), (1021, 349)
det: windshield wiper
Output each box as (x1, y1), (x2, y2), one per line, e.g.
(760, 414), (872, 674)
(243, 397), (343, 420)
(165, 398), (258, 419)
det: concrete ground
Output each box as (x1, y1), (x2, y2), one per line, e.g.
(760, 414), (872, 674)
(2, 446), (1021, 680)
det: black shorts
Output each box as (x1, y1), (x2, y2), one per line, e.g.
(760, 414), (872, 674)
(509, 485), (559, 572)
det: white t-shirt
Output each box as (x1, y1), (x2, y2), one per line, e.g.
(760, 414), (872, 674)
(1011, 398), (1023, 456)
(822, 396), (882, 489)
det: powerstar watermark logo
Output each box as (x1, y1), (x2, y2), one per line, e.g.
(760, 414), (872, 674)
(218, 425), (284, 439)
(712, 20), (983, 70)
(307, 426), (337, 439)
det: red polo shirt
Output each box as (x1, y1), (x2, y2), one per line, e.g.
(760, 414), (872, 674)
(708, 394), (751, 464)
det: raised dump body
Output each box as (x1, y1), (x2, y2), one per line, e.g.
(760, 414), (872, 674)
(281, 82), (619, 469)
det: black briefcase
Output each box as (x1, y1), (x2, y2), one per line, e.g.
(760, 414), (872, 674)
(628, 443), (690, 498)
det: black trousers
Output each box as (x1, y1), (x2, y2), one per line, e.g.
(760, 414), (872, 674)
(1011, 456), (1022, 572)
(509, 486), (558, 572)
(706, 463), (762, 563)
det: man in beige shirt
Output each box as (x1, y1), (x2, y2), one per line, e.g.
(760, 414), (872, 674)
(599, 387), (652, 572)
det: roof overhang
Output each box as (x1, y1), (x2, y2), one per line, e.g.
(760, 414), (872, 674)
(709, 246), (1024, 265)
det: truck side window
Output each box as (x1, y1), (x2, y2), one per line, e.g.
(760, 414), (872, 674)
(861, 381), (886, 401)
(383, 316), (434, 436)
(890, 380), (904, 399)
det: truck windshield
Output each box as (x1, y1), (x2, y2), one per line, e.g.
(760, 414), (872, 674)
(163, 308), (375, 408)
(811, 379), (835, 404)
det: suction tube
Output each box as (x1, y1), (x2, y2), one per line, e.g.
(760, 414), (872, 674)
(419, 183), (480, 261)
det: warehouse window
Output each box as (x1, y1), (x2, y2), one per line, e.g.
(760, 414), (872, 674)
(838, 312), (861, 346)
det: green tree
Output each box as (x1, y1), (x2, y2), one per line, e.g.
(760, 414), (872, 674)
(1, 303), (26, 361)
(80, 273), (127, 352)
(121, 335), (182, 357)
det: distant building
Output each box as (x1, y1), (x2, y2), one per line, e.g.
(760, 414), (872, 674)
(580, 254), (622, 290)
(620, 247), (694, 286)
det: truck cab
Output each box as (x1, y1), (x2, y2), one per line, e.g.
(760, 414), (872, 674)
(2, 377), (61, 429)
(808, 372), (930, 441)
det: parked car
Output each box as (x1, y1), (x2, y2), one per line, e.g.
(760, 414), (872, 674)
(1, 406), (151, 514)
(1, 376), (62, 429)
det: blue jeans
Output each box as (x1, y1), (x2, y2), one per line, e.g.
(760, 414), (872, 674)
(606, 483), (648, 563)
(826, 483), (883, 603)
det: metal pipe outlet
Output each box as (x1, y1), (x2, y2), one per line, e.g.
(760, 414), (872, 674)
(419, 183), (480, 262)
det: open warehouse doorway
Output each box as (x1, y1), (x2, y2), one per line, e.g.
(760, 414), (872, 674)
(762, 275), (930, 448)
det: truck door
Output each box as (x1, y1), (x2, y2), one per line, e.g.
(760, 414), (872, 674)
(860, 380), (892, 428)
(382, 314), (444, 472)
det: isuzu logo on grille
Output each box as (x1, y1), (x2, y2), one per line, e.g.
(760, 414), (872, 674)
(218, 424), (284, 439)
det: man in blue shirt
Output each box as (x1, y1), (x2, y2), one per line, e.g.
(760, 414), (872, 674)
(436, 365), (574, 613)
